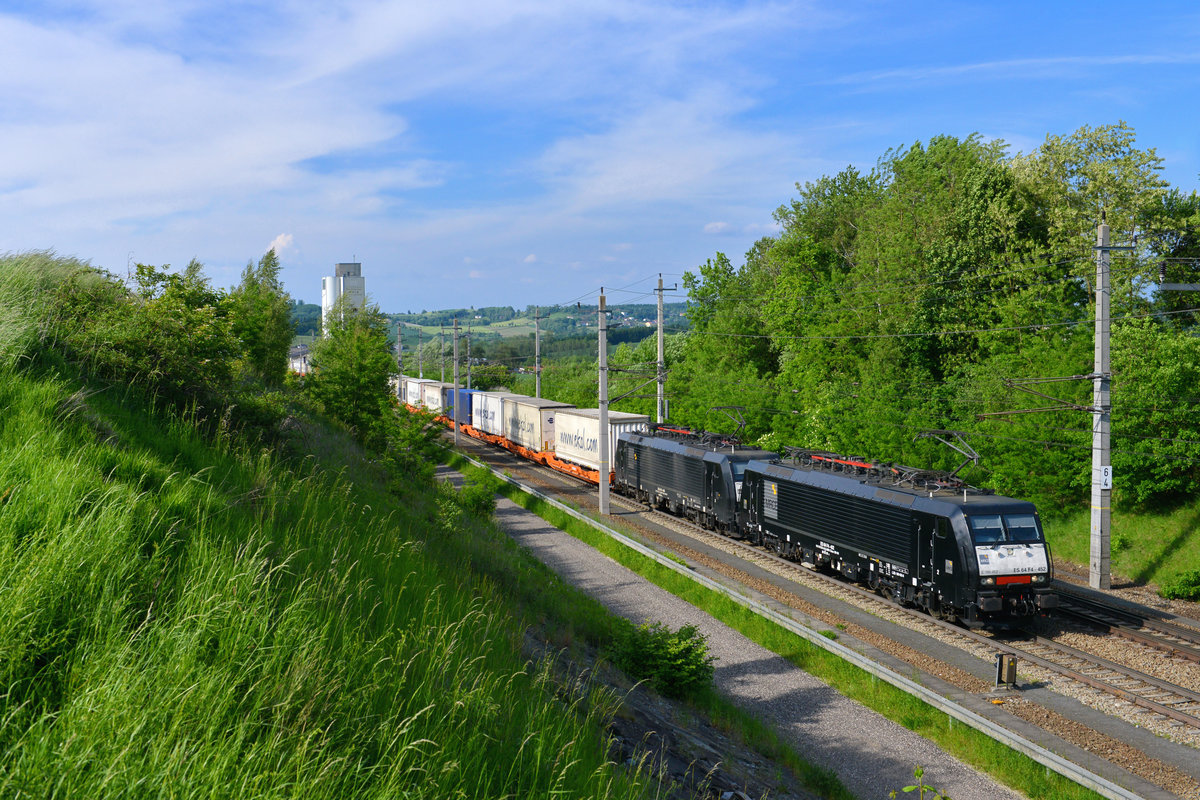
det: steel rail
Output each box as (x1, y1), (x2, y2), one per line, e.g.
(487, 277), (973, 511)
(1008, 636), (1200, 730)
(1056, 591), (1200, 665)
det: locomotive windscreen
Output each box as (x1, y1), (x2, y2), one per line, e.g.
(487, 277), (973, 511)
(968, 514), (1043, 544)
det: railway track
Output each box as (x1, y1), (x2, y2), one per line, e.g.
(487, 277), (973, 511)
(1055, 589), (1200, 665)
(451, 429), (1200, 791)
(1006, 634), (1200, 731)
(633, 496), (1200, 735)
(453, 433), (1200, 743)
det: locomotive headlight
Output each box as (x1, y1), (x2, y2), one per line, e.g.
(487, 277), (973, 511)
(1031, 574), (1046, 583)
(981, 577), (995, 586)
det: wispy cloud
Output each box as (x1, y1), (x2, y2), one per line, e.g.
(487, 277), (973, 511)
(830, 54), (1200, 89)
(2, 1), (1197, 313)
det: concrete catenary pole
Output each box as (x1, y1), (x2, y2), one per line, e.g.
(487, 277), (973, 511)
(656, 274), (665, 423)
(453, 318), (460, 448)
(396, 323), (403, 400)
(535, 306), (542, 399)
(440, 325), (446, 382)
(1090, 216), (1112, 590)
(467, 318), (472, 390)
(598, 291), (610, 515)
(417, 328), (422, 378)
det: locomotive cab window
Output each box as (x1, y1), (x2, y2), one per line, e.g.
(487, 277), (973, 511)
(1003, 513), (1042, 543)
(935, 518), (951, 539)
(968, 515), (1005, 544)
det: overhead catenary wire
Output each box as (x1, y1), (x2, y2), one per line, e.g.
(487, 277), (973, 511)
(689, 262), (1150, 321)
(675, 305), (1200, 342)
(722, 406), (1200, 467)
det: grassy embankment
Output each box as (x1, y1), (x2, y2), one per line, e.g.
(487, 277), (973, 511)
(0, 376), (663, 798)
(446, 454), (1107, 800)
(0, 254), (658, 799)
(1046, 506), (1200, 588)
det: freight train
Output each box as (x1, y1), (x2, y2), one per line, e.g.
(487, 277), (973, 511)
(397, 377), (1056, 626)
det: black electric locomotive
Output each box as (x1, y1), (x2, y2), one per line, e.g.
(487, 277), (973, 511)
(613, 427), (778, 534)
(742, 451), (1057, 626)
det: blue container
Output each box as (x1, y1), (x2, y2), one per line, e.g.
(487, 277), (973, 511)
(439, 386), (455, 417)
(455, 388), (477, 425)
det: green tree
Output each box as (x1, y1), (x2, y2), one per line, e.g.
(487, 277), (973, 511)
(228, 249), (293, 387)
(290, 301), (323, 337)
(306, 299), (395, 444)
(1012, 121), (1169, 307)
(775, 165), (882, 274)
(53, 262), (237, 405)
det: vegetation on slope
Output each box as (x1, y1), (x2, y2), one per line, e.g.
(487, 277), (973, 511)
(0, 252), (664, 799)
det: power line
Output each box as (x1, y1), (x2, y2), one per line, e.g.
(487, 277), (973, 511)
(677, 305), (1200, 342)
(690, 254), (1097, 304)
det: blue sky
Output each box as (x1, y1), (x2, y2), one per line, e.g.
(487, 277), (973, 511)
(4, 1), (1199, 313)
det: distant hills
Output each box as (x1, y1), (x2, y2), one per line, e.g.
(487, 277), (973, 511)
(290, 301), (691, 343)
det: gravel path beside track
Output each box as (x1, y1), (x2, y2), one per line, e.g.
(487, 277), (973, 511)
(469, 471), (1026, 800)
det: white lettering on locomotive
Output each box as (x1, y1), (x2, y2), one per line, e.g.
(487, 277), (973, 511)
(974, 543), (1048, 576)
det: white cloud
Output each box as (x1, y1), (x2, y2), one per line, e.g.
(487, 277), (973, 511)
(704, 221), (730, 234)
(523, 254), (537, 263)
(268, 233), (294, 255)
(533, 87), (801, 215)
(468, 269), (484, 279)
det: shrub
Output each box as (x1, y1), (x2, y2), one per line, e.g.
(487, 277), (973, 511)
(1159, 569), (1200, 601)
(612, 621), (715, 700)
(458, 472), (501, 517)
(52, 262), (237, 405)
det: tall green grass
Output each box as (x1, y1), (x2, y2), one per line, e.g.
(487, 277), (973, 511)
(0, 360), (652, 798)
(1044, 503), (1200, 589)
(0, 251), (94, 369)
